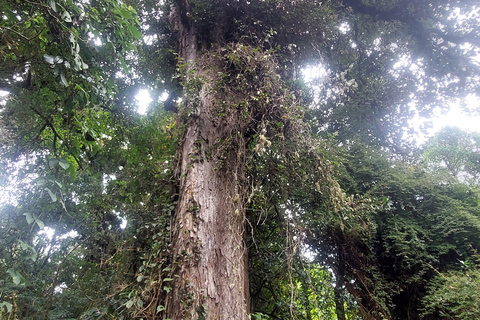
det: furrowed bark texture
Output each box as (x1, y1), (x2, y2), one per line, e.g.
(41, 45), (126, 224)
(166, 106), (250, 319)
(166, 2), (250, 319)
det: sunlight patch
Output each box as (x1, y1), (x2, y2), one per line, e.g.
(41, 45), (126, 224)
(136, 89), (153, 115)
(301, 64), (328, 83)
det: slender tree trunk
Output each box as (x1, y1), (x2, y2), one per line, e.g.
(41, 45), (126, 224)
(334, 252), (347, 320)
(165, 2), (250, 318)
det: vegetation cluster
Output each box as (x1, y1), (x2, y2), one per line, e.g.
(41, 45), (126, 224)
(1, 0), (479, 319)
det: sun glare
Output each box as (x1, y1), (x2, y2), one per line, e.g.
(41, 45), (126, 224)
(136, 89), (153, 115)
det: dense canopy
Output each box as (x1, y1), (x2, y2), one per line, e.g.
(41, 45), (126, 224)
(1, 0), (480, 319)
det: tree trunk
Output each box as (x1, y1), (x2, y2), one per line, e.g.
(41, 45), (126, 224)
(166, 108), (250, 319)
(165, 90), (250, 319)
(334, 252), (346, 320)
(165, 2), (250, 319)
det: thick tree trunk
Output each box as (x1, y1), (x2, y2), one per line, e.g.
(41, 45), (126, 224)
(165, 2), (250, 319)
(166, 108), (250, 319)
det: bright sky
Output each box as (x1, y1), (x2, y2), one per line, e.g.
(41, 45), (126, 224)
(134, 81), (480, 144)
(300, 64), (480, 146)
(408, 95), (480, 145)
(135, 89), (153, 114)
(432, 105), (479, 134)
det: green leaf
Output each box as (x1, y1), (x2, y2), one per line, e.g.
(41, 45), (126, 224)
(125, 300), (134, 309)
(35, 219), (45, 229)
(61, 11), (72, 23)
(0, 301), (13, 313)
(156, 305), (166, 313)
(59, 159), (70, 170)
(33, 213), (45, 229)
(136, 275), (143, 282)
(60, 72), (68, 87)
(163, 278), (173, 282)
(128, 25), (142, 40)
(23, 212), (34, 225)
(163, 286), (171, 293)
(49, 158), (59, 168)
(48, 0), (56, 12)
(7, 269), (24, 285)
(18, 240), (29, 251)
(118, 8), (132, 20)
(45, 187), (57, 202)
(32, 177), (46, 186)
(19, 240), (38, 261)
(66, 163), (77, 180)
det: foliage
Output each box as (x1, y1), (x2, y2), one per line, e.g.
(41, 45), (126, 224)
(1, 0), (480, 319)
(310, 0), (480, 152)
(422, 265), (480, 319)
(0, 1), (175, 318)
(326, 142), (480, 319)
(423, 126), (480, 183)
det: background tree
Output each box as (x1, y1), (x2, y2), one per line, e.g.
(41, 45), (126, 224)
(423, 126), (480, 183)
(322, 142), (480, 319)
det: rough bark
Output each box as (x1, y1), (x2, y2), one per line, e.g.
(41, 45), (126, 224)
(165, 79), (250, 318)
(165, 2), (250, 319)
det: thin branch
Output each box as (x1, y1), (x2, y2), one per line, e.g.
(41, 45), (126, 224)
(0, 26), (30, 41)
(34, 123), (48, 141)
(24, 0), (50, 8)
(0, 26), (47, 42)
(29, 105), (85, 170)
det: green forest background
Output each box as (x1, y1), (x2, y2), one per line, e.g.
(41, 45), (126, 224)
(1, 0), (480, 319)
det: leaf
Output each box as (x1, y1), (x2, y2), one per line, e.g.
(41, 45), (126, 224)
(7, 269), (24, 285)
(118, 8), (132, 20)
(59, 159), (70, 170)
(135, 299), (143, 308)
(60, 72), (68, 87)
(136, 275), (143, 282)
(19, 240), (38, 261)
(32, 176), (46, 186)
(125, 300), (134, 309)
(48, 0), (56, 12)
(61, 11), (72, 23)
(0, 301), (13, 313)
(33, 213), (45, 229)
(163, 278), (173, 282)
(18, 240), (29, 251)
(49, 158), (59, 168)
(128, 25), (142, 40)
(44, 55), (55, 64)
(156, 305), (166, 313)
(23, 212), (34, 225)
(163, 286), (171, 293)
(66, 163), (77, 180)
(119, 58), (130, 72)
(45, 187), (57, 202)
(54, 180), (62, 189)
